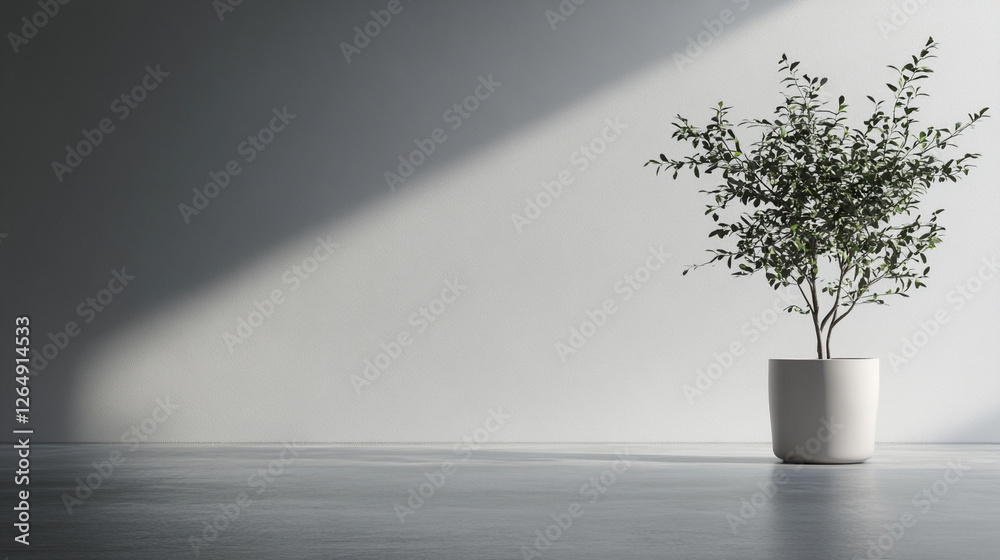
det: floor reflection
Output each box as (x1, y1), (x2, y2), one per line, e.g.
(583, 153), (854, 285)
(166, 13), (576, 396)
(766, 464), (883, 559)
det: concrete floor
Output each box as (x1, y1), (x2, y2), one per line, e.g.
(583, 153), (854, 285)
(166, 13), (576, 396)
(7, 444), (999, 559)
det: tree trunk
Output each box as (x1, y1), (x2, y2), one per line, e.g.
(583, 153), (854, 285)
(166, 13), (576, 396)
(823, 301), (838, 359)
(809, 279), (824, 359)
(812, 310), (824, 359)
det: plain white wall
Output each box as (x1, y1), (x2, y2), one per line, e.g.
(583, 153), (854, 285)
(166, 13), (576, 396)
(6, 0), (998, 442)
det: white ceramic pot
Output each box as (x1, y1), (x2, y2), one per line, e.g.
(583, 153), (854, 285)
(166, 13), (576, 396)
(768, 358), (879, 464)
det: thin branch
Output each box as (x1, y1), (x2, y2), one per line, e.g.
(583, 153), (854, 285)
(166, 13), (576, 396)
(819, 258), (847, 330)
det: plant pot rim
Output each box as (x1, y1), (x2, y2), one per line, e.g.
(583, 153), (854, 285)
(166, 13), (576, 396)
(769, 358), (879, 361)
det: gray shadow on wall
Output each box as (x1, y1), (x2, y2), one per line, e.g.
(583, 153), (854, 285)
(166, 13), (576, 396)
(0, 0), (794, 440)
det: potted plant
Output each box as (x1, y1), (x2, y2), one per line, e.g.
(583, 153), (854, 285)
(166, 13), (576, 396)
(647, 38), (988, 463)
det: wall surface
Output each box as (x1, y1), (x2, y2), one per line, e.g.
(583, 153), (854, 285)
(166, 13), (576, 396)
(1, 0), (997, 443)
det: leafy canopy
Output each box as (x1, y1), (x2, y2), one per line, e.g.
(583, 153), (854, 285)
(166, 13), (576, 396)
(646, 38), (988, 358)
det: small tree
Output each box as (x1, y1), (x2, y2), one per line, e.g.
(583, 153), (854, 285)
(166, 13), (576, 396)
(647, 38), (988, 359)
